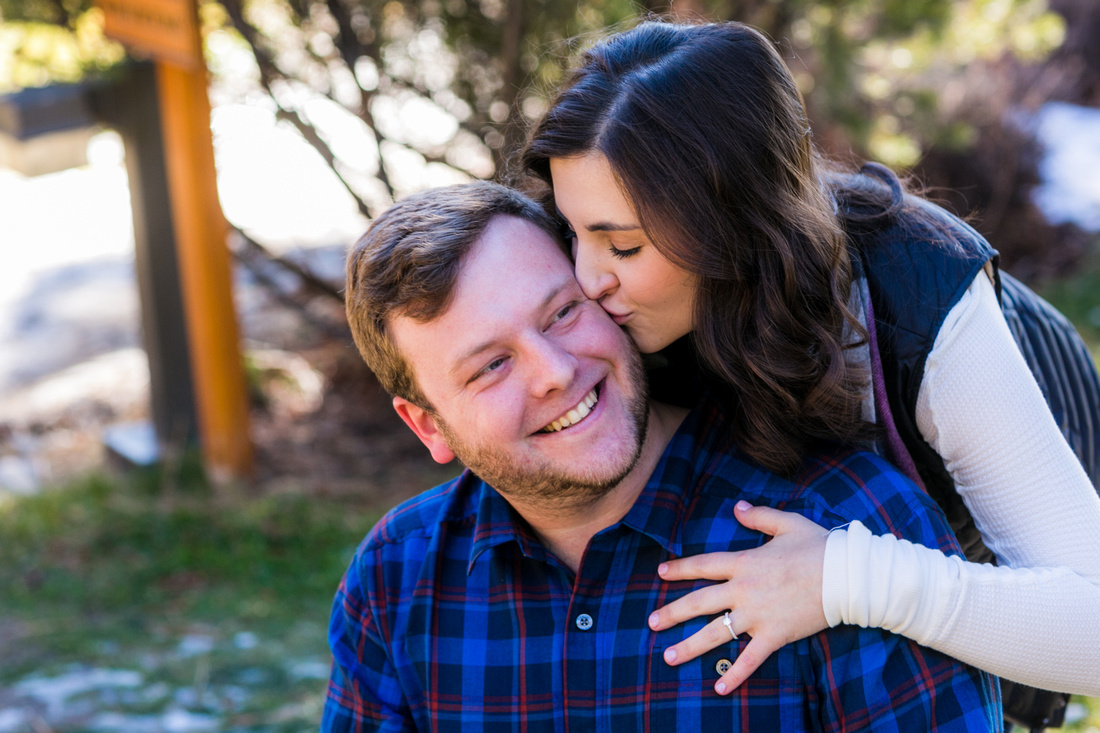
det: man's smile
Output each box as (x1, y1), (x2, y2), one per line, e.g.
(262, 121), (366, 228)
(540, 387), (599, 433)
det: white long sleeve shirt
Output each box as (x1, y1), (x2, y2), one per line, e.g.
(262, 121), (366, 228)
(822, 271), (1100, 696)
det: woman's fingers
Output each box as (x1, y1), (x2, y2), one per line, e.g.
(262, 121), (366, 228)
(652, 503), (834, 683)
(658, 551), (740, 582)
(649, 573), (739, 631)
(657, 503), (817, 583)
(662, 611), (740, 666)
(734, 500), (823, 538)
(714, 636), (779, 695)
(659, 617), (783, 697)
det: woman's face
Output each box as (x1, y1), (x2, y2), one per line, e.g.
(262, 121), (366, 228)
(550, 153), (697, 354)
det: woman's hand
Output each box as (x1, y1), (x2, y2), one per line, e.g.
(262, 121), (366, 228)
(648, 501), (832, 694)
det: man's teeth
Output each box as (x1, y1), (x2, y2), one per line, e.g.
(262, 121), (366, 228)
(543, 389), (598, 432)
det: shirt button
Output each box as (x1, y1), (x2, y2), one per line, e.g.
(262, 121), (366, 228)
(575, 613), (594, 631)
(716, 659), (733, 675)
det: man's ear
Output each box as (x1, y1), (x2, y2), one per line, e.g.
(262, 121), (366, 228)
(392, 397), (456, 464)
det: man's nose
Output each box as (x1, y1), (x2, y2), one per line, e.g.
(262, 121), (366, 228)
(525, 334), (578, 397)
(573, 237), (617, 301)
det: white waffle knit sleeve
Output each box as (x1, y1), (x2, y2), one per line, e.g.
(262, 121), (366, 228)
(821, 272), (1100, 695)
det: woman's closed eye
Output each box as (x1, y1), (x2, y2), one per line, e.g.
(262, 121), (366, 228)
(609, 243), (641, 259)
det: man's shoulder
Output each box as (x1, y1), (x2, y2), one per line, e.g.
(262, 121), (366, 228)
(795, 446), (922, 507)
(360, 469), (481, 552)
(683, 431), (956, 551)
(793, 447), (959, 551)
(690, 431), (924, 513)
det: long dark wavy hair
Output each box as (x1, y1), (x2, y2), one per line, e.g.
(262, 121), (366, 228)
(522, 20), (892, 476)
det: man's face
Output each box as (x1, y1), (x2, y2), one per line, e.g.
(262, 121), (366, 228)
(390, 215), (649, 509)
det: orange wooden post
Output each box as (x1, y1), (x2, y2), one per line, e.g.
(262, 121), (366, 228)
(99, 0), (252, 480)
(155, 61), (253, 481)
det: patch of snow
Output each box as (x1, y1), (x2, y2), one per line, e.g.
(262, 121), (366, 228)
(88, 709), (219, 733)
(1031, 102), (1100, 232)
(1064, 701), (1088, 725)
(217, 684), (251, 710)
(0, 709), (31, 733)
(0, 455), (39, 495)
(176, 634), (215, 658)
(163, 708), (220, 732)
(233, 631), (259, 649)
(140, 682), (172, 703)
(103, 420), (160, 466)
(172, 686), (224, 713)
(13, 667), (143, 718)
(286, 658), (331, 680)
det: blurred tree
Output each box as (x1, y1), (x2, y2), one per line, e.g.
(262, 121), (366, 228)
(0, 0), (124, 89)
(197, 0), (1068, 221)
(2, 0), (1085, 273)
(6, 0), (1063, 169)
(205, 0), (642, 214)
(0, 0), (1065, 186)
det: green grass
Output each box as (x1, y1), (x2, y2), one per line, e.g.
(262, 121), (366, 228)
(0, 460), (373, 622)
(0, 457), (381, 730)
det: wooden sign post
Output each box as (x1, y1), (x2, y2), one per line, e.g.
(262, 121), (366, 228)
(97, 0), (253, 481)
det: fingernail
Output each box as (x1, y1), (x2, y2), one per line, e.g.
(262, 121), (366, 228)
(716, 682), (727, 694)
(657, 562), (669, 576)
(664, 648), (677, 664)
(648, 613), (659, 629)
(735, 501), (751, 512)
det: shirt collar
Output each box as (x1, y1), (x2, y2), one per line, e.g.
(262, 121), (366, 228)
(467, 479), (554, 574)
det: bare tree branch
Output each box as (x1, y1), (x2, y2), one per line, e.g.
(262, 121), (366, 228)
(273, 106), (375, 218)
(495, 0), (528, 176)
(221, 0), (378, 215)
(229, 231), (349, 338)
(232, 227), (345, 304)
(323, 0), (396, 199)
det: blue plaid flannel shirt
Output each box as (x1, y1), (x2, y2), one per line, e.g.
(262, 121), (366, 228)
(323, 398), (1002, 731)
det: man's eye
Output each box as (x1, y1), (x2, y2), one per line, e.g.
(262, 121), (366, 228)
(609, 244), (641, 259)
(471, 357), (507, 382)
(551, 302), (576, 325)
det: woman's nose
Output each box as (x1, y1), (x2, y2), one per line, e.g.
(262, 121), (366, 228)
(573, 238), (618, 301)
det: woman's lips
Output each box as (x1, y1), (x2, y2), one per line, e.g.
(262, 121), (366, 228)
(604, 309), (631, 326)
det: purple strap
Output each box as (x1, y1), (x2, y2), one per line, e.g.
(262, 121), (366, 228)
(862, 285), (927, 492)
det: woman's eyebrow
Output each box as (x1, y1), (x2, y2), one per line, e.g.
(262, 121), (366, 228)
(555, 207), (639, 233)
(587, 221), (641, 233)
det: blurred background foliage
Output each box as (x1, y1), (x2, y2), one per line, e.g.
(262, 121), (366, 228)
(2, 0), (1099, 279)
